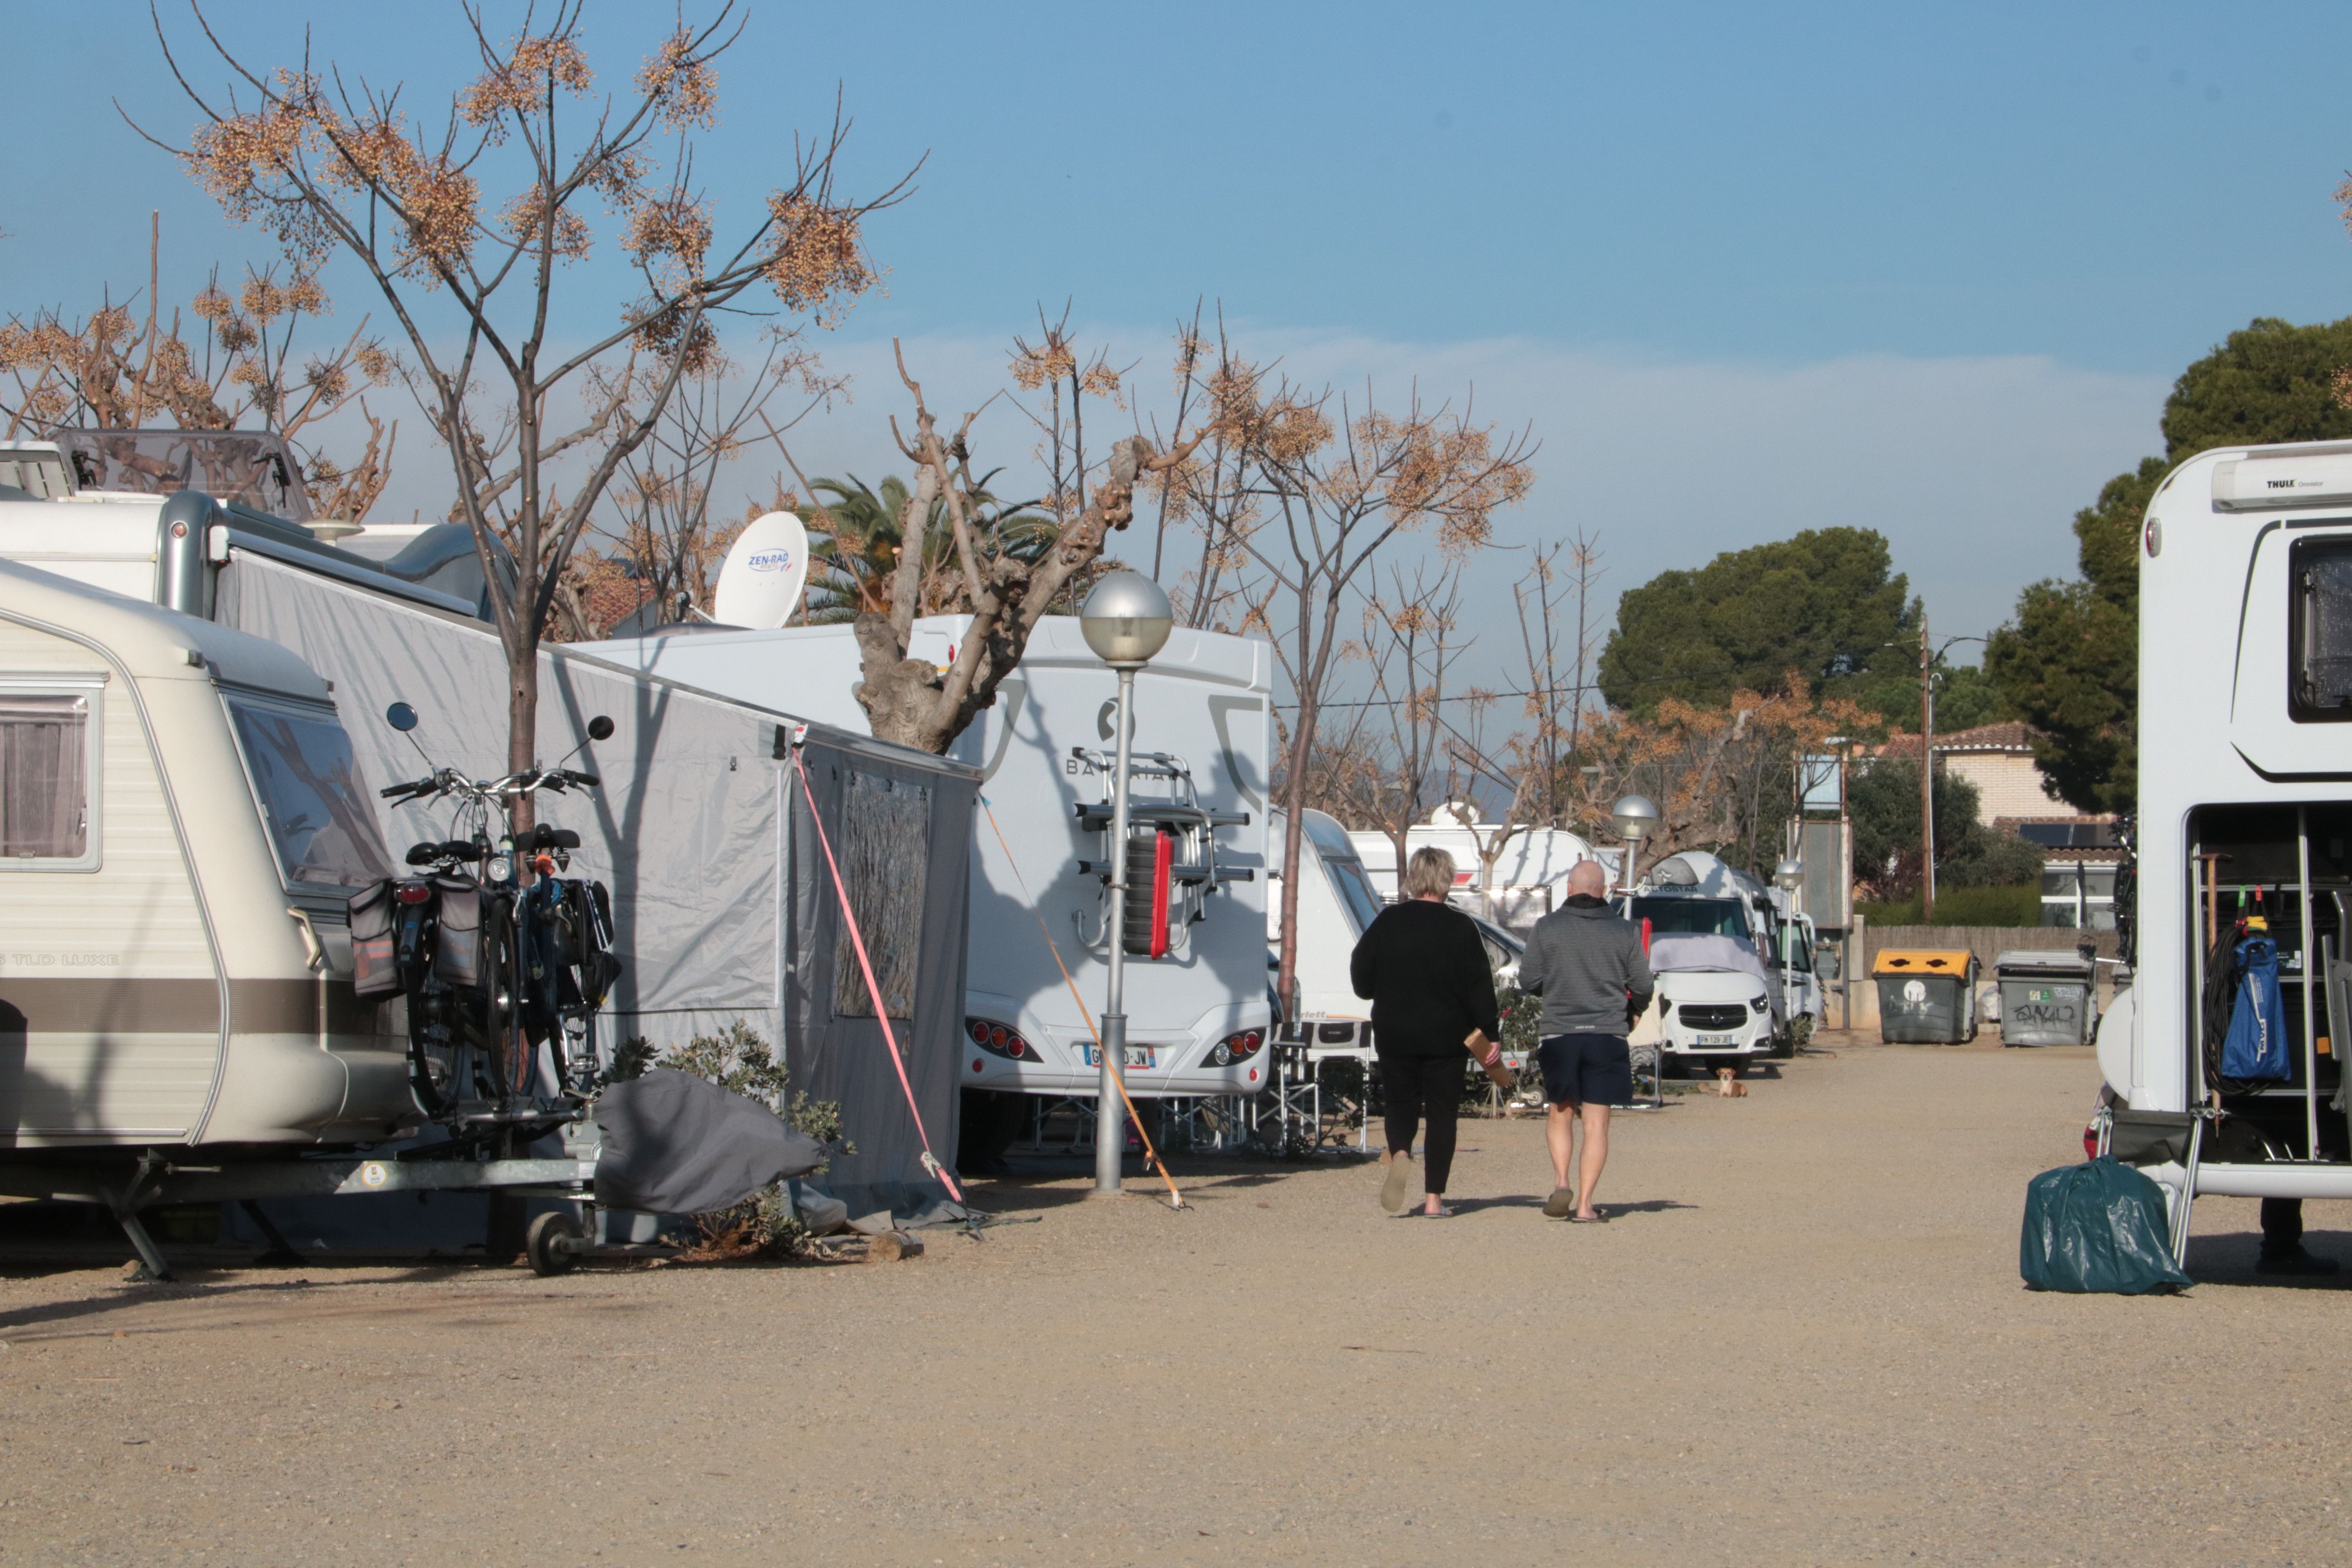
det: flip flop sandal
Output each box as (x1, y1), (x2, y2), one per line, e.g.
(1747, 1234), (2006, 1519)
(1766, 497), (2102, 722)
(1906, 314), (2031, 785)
(1567, 1211), (1609, 1224)
(1380, 1153), (1411, 1214)
(1542, 1186), (1578, 1219)
(1423, 1204), (1457, 1218)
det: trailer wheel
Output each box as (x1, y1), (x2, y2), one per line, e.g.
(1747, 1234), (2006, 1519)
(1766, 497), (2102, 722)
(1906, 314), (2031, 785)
(525, 1211), (584, 1277)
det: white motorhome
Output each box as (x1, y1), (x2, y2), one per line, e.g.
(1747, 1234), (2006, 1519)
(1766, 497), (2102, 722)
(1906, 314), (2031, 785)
(1348, 813), (1602, 932)
(1621, 850), (1788, 1070)
(581, 616), (1276, 1125)
(0, 555), (417, 1153)
(2096, 438), (2352, 1248)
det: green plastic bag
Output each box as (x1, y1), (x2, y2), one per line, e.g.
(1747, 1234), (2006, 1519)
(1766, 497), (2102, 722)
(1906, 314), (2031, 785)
(2019, 1155), (2192, 1294)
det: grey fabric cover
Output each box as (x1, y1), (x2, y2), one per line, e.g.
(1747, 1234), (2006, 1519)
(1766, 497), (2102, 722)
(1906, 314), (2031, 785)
(1647, 932), (1770, 983)
(219, 553), (976, 1213)
(594, 1069), (825, 1215)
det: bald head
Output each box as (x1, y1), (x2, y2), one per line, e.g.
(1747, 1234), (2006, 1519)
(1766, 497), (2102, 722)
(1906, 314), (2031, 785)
(1567, 859), (1609, 898)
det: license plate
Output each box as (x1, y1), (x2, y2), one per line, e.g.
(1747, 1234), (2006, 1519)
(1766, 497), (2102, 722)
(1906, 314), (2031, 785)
(1077, 1044), (1156, 1069)
(1695, 1034), (1735, 1046)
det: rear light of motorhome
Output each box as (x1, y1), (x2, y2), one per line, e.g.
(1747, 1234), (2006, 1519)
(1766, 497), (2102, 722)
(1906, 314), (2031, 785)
(395, 882), (432, 905)
(2083, 1121), (2100, 1160)
(967, 1018), (1032, 1060)
(1208, 1028), (1264, 1066)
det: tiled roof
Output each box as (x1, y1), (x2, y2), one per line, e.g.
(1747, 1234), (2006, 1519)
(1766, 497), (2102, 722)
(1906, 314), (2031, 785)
(1875, 721), (2039, 756)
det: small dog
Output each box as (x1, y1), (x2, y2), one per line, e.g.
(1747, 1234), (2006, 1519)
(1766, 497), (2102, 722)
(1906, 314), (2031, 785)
(1714, 1068), (1748, 1098)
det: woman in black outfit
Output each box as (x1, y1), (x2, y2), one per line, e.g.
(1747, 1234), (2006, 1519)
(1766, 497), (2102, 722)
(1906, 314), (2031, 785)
(1349, 846), (1501, 1216)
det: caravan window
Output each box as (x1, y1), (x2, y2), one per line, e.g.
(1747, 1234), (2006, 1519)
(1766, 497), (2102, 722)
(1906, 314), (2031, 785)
(225, 697), (392, 890)
(0, 686), (100, 869)
(2291, 538), (2352, 721)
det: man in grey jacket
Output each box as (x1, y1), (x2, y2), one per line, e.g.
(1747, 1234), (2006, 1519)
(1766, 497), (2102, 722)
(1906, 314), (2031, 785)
(1518, 859), (1654, 1221)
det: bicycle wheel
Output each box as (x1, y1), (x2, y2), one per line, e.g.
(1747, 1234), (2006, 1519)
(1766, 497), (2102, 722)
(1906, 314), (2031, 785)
(404, 989), (460, 1117)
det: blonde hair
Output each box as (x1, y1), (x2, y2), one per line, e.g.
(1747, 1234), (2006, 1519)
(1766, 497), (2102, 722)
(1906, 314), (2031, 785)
(1404, 846), (1457, 901)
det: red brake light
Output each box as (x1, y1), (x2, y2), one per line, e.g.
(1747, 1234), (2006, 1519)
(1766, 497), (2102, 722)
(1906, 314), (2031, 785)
(2083, 1122), (2100, 1160)
(967, 1018), (1032, 1061)
(395, 883), (432, 905)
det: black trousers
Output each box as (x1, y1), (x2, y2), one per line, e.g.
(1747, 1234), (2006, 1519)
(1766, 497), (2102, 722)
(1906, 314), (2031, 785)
(2262, 1197), (2303, 1253)
(1380, 1052), (1462, 1195)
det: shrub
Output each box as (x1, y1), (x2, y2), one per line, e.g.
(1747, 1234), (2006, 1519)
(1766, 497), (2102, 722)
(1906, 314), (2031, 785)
(598, 1020), (848, 1258)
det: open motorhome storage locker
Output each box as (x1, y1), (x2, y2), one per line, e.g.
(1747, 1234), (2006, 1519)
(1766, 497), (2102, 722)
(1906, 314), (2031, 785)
(214, 551), (977, 1214)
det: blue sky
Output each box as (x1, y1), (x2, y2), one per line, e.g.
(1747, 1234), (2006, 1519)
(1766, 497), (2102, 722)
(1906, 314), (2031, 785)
(7, 1), (2352, 666)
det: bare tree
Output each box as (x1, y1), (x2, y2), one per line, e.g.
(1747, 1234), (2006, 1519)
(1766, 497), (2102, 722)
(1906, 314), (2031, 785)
(1168, 325), (1268, 631)
(1572, 681), (1870, 874)
(1510, 531), (1605, 827)
(1355, 563), (1467, 894)
(147, 4), (906, 815)
(835, 337), (1202, 754)
(0, 215), (399, 520)
(1223, 380), (1534, 1014)
(553, 338), (847, 639)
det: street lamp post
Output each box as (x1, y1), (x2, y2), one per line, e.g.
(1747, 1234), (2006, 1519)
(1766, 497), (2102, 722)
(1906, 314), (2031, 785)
(1611, 794), (1658, 894)
(1079, 571), (1174, 1197)
(1612, 794), (1661, 1103)
(1917, 627), (1988, 925)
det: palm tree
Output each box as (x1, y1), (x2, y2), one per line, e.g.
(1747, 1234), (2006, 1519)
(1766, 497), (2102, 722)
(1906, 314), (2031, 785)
(798, 472), (1055, 623)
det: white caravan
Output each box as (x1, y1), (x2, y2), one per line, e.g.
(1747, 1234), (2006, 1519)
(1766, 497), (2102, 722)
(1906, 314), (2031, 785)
(1348, 814), (1601, 932)
(0, 556), (417, 1152)
(2095, 438), (2352, 1249)
(1270, 809), (1386, 1050)
(581, 616), (1276, 1112)
(1621, 850), (1788, 1070)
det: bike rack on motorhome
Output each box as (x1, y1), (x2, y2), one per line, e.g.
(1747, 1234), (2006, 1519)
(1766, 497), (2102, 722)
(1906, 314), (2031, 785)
(2093, 438), (2352, 1264)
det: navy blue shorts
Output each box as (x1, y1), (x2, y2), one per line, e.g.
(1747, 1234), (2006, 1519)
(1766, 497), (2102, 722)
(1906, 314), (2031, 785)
(1536, 1032), (1634, 1108)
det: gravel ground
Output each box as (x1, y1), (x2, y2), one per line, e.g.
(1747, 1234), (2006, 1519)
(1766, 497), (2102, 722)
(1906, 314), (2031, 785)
(2, 1035), (2348, 1567)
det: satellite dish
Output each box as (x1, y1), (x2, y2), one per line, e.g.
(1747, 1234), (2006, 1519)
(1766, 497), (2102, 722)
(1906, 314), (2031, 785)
(711, 511), (809, 629)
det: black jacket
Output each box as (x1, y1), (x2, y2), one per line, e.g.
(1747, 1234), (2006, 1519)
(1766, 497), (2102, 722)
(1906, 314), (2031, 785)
(1348, 899), (1501, 1058)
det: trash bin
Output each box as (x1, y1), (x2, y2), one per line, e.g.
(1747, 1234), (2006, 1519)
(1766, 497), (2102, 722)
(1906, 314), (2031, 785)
(1872, 949), (1979, 1043)
(1995, 949), (2097, 1047)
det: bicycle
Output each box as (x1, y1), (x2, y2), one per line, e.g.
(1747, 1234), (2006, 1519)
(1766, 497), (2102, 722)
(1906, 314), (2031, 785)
(349, 706), (621, 1144)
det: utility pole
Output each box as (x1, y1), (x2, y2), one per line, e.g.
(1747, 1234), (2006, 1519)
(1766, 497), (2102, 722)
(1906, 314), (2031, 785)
(1920, 613), (1937, 925)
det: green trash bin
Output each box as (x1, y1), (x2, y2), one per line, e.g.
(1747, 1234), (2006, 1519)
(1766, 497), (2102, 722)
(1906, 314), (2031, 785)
(1995, 949), (2095, 1047)
(1872, 949), (1979, 1043)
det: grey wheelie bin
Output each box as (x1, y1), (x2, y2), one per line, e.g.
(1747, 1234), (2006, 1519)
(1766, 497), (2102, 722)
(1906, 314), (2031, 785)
(1994, 949), (2095, 1047)
(1872, 949), (1979, 1043)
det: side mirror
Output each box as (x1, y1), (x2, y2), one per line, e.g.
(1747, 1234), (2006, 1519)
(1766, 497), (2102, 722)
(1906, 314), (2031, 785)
(1819, 949), (1843, 980)
(386, 701), (418, 733)
(587, 715), (615, 742)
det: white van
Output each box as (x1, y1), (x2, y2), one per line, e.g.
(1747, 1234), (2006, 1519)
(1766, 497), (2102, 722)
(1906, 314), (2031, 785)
(2095, 438), (2352, 1249)
(581, 616), (1276, 1121)
(1623, 851), (1787, 1070)
(0, 556), (416, 1152)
